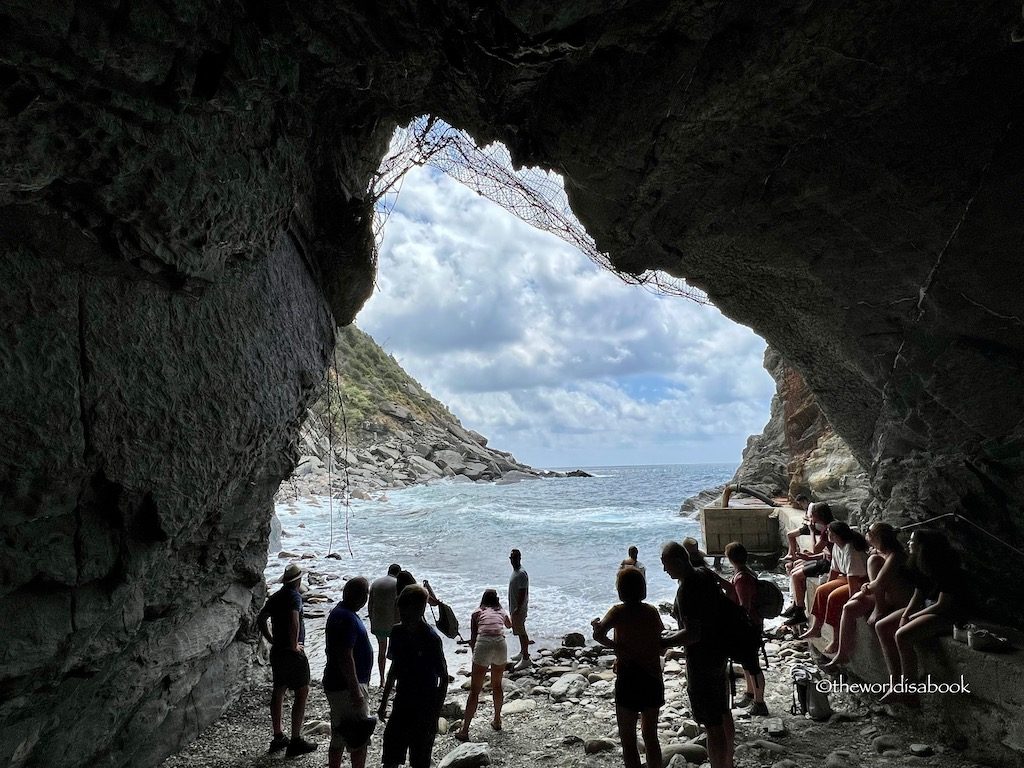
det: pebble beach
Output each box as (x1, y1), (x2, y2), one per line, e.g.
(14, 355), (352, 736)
(161, 632), (989, 768)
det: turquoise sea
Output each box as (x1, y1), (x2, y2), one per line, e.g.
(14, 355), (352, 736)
(269, 463), (734, 674)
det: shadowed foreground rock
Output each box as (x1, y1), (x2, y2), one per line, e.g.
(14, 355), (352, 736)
(2, 2), (1023, 766)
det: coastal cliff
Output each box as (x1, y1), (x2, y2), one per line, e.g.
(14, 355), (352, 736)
(279, 325), (546, 501)
(683, 346), (871, 519)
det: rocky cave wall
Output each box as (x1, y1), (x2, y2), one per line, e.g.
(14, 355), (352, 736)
(733, 346), (871, 518)
(3, 2), (1024, 766)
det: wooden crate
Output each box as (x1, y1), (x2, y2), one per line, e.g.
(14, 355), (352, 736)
(700, 506), (781, 555)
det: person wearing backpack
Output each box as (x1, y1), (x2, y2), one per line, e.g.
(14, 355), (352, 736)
(661, 541), (761, 768)
(455, 589), (512, 741)
(724, 542), (768, 716)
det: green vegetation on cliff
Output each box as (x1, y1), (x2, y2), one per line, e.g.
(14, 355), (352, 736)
(306, 325), (458, 449)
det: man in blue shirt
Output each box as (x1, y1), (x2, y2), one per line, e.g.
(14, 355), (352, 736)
(324, 577), (375, 768)
(257, 563), (317, 756)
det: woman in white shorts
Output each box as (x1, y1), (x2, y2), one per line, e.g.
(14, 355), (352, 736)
(455, 589), (512, 741)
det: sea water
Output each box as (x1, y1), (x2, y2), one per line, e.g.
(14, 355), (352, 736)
(269, 463), (734, 675)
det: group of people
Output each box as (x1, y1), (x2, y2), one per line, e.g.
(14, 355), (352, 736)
(592, 541), (767, 768)
(256, 509), (966, 768)
(255, 549), (533, 767)
(780, 497), (968, 693)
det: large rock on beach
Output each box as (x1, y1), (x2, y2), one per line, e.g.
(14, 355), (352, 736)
(549, 673), (589, 702)
(438, 742), (491, 768)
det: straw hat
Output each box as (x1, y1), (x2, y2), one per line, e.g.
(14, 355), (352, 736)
(280, 563), (303, 584)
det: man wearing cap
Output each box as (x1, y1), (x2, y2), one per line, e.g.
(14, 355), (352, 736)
(257, 563), (317, 756)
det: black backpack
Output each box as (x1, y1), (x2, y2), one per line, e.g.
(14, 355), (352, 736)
(754, 578), (785, 619)
(790, 664), (833, 720)
(723, 598), (762, 666)
(736, 566), (785, 620)
(432, 601), (460, 639)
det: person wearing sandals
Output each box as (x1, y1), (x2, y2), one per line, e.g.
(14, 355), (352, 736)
(592, 566), (665, 768)
(799, 522), (869, 642)
(781, 503), (835, 626)
(822, 523), (913, 670)
(724, 542), (768, 716)
(455, 589), (513, 741)
(874, 529), (969, 702)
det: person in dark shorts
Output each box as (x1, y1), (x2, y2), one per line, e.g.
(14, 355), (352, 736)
(368, 564), (401, 685)
(508, 549), (531, 669)
(661, 541), (740, 768)
(324, 576), (376, 768)
(592, 566), (665, 768)
(725, 541), (769, 715)
(781, 503), (835, 626)
(377, 585), (448, 768)
(256, 563), (317, 756)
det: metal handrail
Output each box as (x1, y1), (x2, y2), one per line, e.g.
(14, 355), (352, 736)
(900, 511), (1024, 558)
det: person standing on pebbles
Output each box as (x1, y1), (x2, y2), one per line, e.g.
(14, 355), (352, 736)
(324, 577), (377, 768)
(661, 541), (747, 768)
(508, 549), (532, 670)
(368, 563), (401, 685)
(378, 585), (448, 768)
(592, 566), (665, 768)
(256, 563), (318, 757)
(455, 589), (513, 741)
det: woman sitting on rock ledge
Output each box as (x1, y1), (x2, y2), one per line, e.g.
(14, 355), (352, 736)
(823, 522), (913, 671)
(799, 521), (869, 642)
(874, 529), (969, 699)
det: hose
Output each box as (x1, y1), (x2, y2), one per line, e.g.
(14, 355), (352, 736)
(721, 483), (778, 508)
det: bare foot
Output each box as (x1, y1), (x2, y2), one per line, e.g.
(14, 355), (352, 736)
(491, 718), (502, 731)
(822, 643), (839, 655)
(799, 627), (822, 640)
(454, 731), (470, 742)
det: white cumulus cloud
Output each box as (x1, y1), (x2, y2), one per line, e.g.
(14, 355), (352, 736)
(356, 165), (775, 468)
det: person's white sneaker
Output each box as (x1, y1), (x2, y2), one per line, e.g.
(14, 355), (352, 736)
(509, 653), (522, 662)
(513, 657), (533, 671)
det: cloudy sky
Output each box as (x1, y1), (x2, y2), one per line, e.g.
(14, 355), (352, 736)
(356, 164), (775, 469)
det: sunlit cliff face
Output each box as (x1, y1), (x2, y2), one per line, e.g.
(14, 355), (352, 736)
(2, 2), (1023, 766)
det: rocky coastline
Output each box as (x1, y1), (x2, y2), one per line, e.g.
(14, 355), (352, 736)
(679, 347), (870, 522)
(277, 326), (590, 504)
